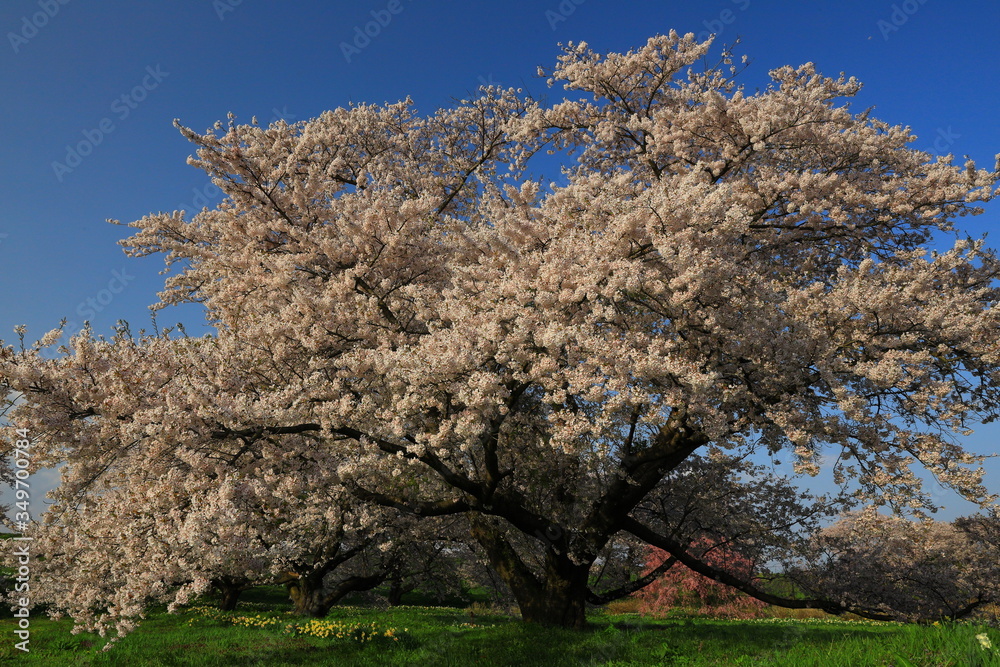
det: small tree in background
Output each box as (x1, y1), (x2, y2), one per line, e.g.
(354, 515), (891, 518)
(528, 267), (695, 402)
(634, 538), (767, 619)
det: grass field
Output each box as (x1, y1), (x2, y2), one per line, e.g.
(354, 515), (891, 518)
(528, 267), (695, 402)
(1, 587), (998, 666)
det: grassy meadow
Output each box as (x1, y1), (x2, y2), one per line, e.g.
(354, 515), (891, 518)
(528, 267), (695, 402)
(2, 585), (999, 666)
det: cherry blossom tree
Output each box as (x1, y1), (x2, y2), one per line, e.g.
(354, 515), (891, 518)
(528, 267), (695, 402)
(4, 31), (1000, 630)
(954, 512), (1000, 553)
(787, 510), (1000, 622)
(1, 329), (447, 635)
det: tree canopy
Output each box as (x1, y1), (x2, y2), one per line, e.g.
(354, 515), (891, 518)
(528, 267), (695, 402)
(3, 31), (1000, 633)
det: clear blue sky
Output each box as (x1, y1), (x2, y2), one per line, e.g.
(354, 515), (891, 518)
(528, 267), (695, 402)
(2, 0), (998, 518)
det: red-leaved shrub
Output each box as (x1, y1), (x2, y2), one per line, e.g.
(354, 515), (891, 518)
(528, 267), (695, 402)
(634, 539), (767, 619)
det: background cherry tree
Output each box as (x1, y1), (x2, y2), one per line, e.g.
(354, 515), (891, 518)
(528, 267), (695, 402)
(4, 31), (1000, 632)
(787, 509), (1000, 621)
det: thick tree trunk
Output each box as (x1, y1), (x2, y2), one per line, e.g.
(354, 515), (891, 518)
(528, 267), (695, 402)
(469, 515), (593, 629)
(283, 571), (387, 617)
(212, 578), (247, 611)
(218, 586), (242, 611)
(285, 572), (331, 617)
(514, 562), (591, 629)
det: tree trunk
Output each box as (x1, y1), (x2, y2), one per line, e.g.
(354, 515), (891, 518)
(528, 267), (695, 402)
(469, 514), (592, 629)
(212, 578), (247, 611)
(285, 572), (330, 617)
(218, 586), (242, 611)
(283, 571), (387, 618)
(387, 578), (414, 606)
(514, 563), (591, 629)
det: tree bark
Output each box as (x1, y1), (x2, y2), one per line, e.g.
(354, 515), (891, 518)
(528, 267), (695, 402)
(469, 514), (592, 629)
(212, 577), (248, 611)
(218, 587), (242, 611)
(518, 556), (591, 629)
(282, 571), (388, 617)
(285, 571), (330, 617)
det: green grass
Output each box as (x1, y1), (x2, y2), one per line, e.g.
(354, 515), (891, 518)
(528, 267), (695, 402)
(1, 590), (999, 666)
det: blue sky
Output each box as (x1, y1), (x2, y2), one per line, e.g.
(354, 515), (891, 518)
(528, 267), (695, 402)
(2, 0), (999, 519)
